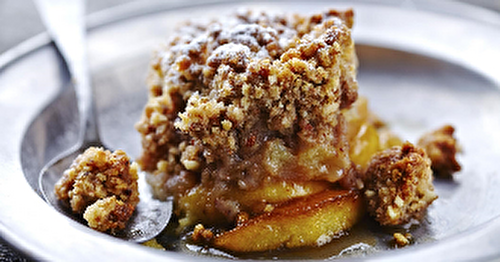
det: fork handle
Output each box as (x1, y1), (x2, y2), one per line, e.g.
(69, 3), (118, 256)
(34, 0), (99, 143)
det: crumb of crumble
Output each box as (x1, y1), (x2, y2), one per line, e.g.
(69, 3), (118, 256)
(363, 142), (437, 226)
(418, 125), (461, 178)
(83, 195), (135, 232)
(54, 147), (140, 231)
(393, 232), (412, 247)
(192, 224), (214, 243)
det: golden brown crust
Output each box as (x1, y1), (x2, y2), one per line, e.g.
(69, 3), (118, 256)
(136, 9), (359, 227)
(363, 142), (437, 226)
(418, 125), (461, 178)
(54, 147), (139, 231)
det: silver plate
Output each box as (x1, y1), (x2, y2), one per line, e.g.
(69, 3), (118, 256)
(1, 0), (500, 261)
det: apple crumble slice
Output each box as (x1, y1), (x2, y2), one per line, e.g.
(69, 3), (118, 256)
(134, 7), (460, 253)
(135, 8), (358, 230)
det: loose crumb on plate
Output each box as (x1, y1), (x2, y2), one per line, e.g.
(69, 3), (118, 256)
(192, 224), (214, 243)
(393, 232), (413, 247)
(418, 125), (461, 178)
(363, 142), (437, 226)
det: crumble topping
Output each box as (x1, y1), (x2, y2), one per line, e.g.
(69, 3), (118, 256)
(136, 9), (358, 226)
(393, 232), (413, 247)
(418, 125), (461, 178)
(54, 147), (139, 232)
(363, 142), (437, 226)
(83, 195), (135, 232)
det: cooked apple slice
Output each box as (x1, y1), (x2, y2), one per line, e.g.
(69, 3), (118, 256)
(177, 180), (331, 229)
(213, 189), (364, 252)
(235, 179), (332, 206)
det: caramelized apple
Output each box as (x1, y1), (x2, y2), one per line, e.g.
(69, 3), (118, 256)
(214, 190), (364, 252)
(177, 180), (332, 229)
